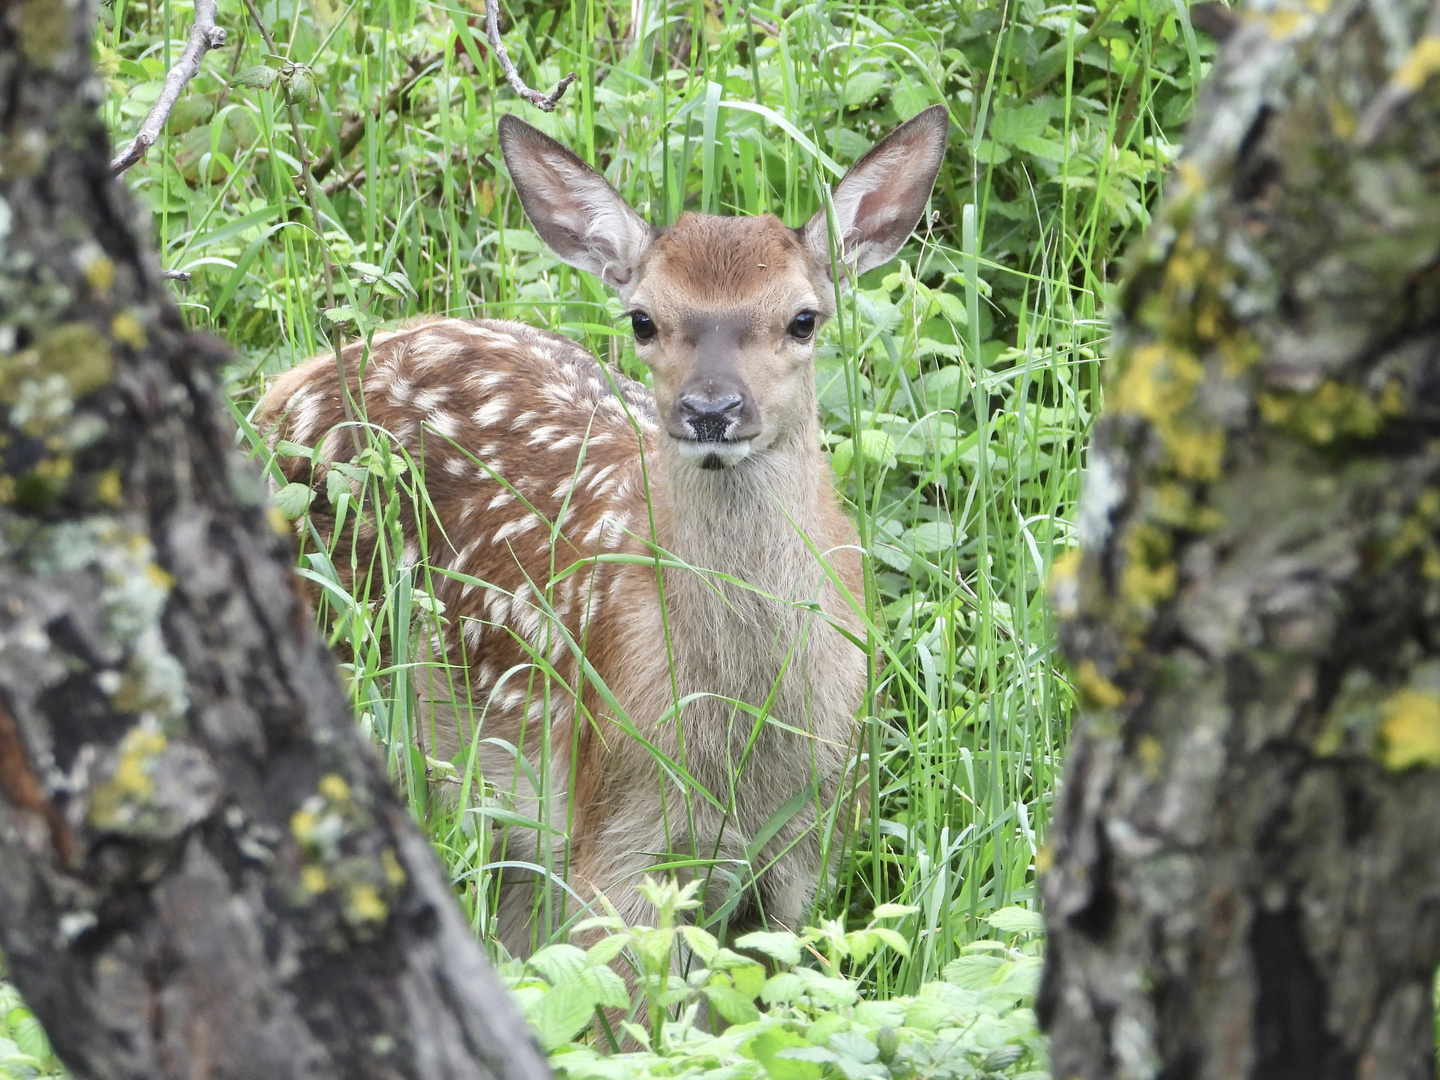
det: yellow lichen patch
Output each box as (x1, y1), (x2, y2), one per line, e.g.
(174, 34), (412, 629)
(110, 313), (147, 350)
(1110, 343), (1224, 481)
(82, 254), (115, 294)
(31, 323), (113, 399)
(1393, 36), (1440, 92)
(1379, 689), (1440, 770)
(1075, 659), (1126, 709)
(1047, 548), (1083, 620)
(1035, 843), (1053, 874)
(319, 773), (351, 805)
(1266, 8), (1310, 40)
(292, 808), (320, 847)
(1153, 481), (1226, 533)
(345, 883), (389, 925)
(88, 724), (168, 827)
(301, 865), (329, 895)
(381, 849), (406, 889)
(1122, 523), (1177, 611)
(95, 466), (124, 507)
(1258, 381), (1386, 443)
(1136, 734), (1164, 778)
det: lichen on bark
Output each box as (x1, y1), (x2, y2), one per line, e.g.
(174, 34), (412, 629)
(1040, 1), (1440, 1077)
(0, 0), (551, 1075)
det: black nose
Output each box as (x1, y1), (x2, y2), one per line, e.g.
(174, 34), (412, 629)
(678, 393), (744, 442)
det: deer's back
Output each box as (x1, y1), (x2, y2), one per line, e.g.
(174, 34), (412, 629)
(257, 317), (660, 764)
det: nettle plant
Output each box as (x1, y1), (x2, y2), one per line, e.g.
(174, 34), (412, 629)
(503, 878), (1048, 1079)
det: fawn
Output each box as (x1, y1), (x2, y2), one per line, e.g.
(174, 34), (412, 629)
(258, 106), (949, 958)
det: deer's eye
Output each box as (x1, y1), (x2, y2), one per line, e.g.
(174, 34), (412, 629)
(630, 311), (657, 342)
(787, 312), (817, 341)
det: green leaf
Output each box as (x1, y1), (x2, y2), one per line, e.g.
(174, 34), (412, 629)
(583, 933), (631, 968)
(703, 982), (760, 1024)
(903, 521), (962, 555)
(985, 906), (1045, 936)
(843, 71), (887, 108)
(230, 64), (278, 90)
(735, 929), (801, 966)
(856, 429), (898, 469)
(743, 1027), (824, 1080)
(272, 482), (313, 520)
(871, 903), (919, 919)
(325, 468), (352, 506)
(9, 1014), (49, 1064)
(527, 943), (587, 984)
(528, 981), (598, 1051)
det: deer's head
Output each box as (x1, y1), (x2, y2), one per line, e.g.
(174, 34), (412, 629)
(498, 107), (949, 471)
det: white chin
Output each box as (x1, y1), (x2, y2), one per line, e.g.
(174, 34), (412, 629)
(673, 439), (753, 469)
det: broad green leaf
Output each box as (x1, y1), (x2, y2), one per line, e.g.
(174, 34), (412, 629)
(843, 71), (887, 108)
(527, 943), (587, 984)
(735, 929), (800, 966)
(272, 482), (313, 520)
(528, 981), (598, 1051)
(985, 905), (1046, 935)
(230, 64), (278, 90)
(703, 982), (760, 1025)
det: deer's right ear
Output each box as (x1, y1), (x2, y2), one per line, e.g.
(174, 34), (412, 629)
(498, 114), (653, 291)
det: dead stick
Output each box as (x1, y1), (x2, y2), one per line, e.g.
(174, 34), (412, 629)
(484, 0), (576, 113)
(110, 0), (227, 174)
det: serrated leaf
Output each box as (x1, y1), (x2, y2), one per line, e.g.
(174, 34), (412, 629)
(985, 905), (1045, 935)
(904, 521), (962, 555)
(830, 436), (855, 477)
(9, 1014), (49, 1063)
(866, 927), (912, 958)
(325, 468), (352, 505)
(843, 71), (887, 108)
(230, 64), (278, 89)
(575, 964), (630, 1011)
(285, 68), (316, 103)
(729, 959), (766, 998)
(678, 924), (719, 964)
(527, 943), (587, 984)
(856, 428), (898, 469)
(744, 1027), (824, 1080)
(528, 981), (597, 1050)
(942, 953), (1007, 989)
(703, 982), (760, 1024)
(759, 971), (805, 1003)
(583, 933), (631, 968)
(272, 481), (312, 520)
(735, 929), (801, 965)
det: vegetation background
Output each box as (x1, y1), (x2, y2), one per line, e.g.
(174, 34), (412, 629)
(1, 0), (1213, 1075)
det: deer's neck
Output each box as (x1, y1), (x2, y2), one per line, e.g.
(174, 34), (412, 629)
(649, 420), (850, 605)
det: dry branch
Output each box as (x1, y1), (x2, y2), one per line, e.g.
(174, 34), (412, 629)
(110, 0), (227, 174)
(484, 0), (575, 113)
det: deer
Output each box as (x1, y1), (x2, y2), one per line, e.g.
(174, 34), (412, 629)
(257, 105), (950, 965)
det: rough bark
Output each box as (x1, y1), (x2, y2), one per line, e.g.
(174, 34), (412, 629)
(1038, 1), (1440, 1077)
(0, 1), (551, 1078)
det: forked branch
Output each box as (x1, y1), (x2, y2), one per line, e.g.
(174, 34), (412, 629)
(110, 0), (227, 174)
(484, 0), (575, 113)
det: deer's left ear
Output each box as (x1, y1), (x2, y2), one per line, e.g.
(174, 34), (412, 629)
(802, 104), (950, 281)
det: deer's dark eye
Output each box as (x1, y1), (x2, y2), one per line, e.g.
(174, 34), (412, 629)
(788, 311), (817, 341)
(630, 311), (657, 342)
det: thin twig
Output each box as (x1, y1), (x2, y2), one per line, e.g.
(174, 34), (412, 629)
(484, 0), (576, 112)
(312, 53), (443, 183)
(160, 269), (192, 281)
(110, 0), (228, 174)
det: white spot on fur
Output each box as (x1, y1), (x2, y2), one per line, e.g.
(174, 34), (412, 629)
(426, 410), (461, 440)
(473, 398), (512, 427)
(493, 516), (538, 545)
(489, 490), (516, 511)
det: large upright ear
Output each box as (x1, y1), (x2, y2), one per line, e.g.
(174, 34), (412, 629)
(497, 114), (654, 291)
(802, 104), (949, 280)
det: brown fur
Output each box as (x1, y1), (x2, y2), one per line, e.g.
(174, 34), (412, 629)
(258, 106), (948, 966)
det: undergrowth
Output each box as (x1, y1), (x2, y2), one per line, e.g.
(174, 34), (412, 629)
(0, 0), (1211, 1074)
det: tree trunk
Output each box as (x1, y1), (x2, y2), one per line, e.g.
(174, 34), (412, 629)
(1039, 1), (1440, 1077)
(0, 3), (550, 1079)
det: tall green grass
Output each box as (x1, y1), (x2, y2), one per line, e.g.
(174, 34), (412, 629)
(101, 0), (1210, 1001)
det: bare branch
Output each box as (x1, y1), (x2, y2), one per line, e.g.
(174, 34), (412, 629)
(110, 0), (227, 174)
(159, 268), (192, 281)
(484, 0), (576, 113)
